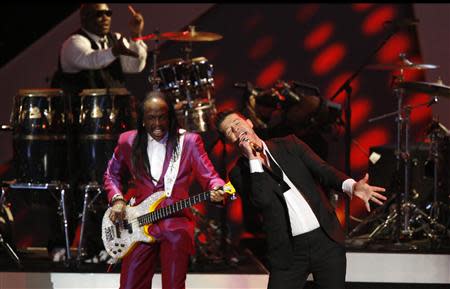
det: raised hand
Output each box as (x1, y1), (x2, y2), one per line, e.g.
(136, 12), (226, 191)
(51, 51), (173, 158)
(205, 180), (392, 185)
(353, 173), (387, 212)
(128, 5), (144, 38)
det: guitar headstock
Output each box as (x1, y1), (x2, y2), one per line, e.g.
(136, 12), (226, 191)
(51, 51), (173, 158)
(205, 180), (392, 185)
(223, 181), (237, 200)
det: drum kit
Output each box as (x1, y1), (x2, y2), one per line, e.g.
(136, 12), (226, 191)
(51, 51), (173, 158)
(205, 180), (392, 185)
(138, 25), (222, 132)
(349, 53), (450, 248)
(0, 26), (224, 265)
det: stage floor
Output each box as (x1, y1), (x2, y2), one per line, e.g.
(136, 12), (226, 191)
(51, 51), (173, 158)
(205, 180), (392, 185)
(1, 244), (449, 289)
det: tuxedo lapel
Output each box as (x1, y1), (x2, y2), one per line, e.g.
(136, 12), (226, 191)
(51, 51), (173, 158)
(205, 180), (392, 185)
(267, 139), (313, 204)
(266, 141), (288, 176)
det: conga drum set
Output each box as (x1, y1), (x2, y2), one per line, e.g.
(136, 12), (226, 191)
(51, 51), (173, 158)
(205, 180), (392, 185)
(0, 85), (139, 264)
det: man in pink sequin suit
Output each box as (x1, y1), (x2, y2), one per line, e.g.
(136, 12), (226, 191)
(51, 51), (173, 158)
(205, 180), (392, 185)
(104, 90), (226, 289)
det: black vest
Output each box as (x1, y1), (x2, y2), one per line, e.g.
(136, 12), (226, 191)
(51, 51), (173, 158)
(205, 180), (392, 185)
(51, 29), (125, 96)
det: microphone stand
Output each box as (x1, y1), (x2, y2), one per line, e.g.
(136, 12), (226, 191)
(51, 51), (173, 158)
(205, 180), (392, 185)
(329, 23), (403, 235)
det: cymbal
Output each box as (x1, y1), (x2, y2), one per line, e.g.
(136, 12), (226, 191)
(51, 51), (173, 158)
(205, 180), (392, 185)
(132, 33), (171, 42)
(164, 25), (222, 42)
(398, 81), (450, 98)
(133, 26), (223, 42)
(162, 30), (223, 42)
(367, 63), (439, 70)
(135, 31), (222, 42)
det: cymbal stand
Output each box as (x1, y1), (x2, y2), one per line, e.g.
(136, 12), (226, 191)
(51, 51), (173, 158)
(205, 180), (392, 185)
(425, 121), (448, 238)
(429, 126), (440, 220)
(183, 41), (193, 63)
(182, 26), (195, 101)
(179, 40), (195, 130)
(367, 82), (444, 244)
(76, 182), (103, 266)
(0, 186), (22, 268)
(148, 29), (162, 90)
(365, 76), (410, 243)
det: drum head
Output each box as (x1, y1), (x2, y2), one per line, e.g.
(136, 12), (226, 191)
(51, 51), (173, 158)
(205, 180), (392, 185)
(18, 88), (63, 97)
(79, 88), (130, 97)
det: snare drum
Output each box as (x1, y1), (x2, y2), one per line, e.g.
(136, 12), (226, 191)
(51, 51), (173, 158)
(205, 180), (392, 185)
(11, 88), (68, 183)
(77, 88), (137, 184)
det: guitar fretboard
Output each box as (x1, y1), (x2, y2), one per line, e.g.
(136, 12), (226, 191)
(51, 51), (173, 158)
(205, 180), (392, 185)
(137, 191), (211, 227)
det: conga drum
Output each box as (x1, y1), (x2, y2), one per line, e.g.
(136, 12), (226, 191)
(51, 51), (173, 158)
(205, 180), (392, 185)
(11, 88), (68, 183)
(77, 88), (137, 185)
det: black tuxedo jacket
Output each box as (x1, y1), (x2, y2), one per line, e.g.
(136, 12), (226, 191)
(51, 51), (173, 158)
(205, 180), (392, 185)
(229, 134), (350, 270)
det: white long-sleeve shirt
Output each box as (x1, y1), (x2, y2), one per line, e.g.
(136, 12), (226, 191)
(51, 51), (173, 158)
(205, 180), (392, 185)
(60, 29), (147, 73)
(147, 133), (168, 185)
(249, 141), (356, 236)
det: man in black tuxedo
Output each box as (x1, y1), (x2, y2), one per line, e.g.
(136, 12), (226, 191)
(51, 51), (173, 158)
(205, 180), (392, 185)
(215, 110), (386, 289)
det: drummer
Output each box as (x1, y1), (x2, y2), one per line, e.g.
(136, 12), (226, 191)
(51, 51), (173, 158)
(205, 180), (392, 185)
(48, 3), (147, 263)
(51, 3), (147, 96)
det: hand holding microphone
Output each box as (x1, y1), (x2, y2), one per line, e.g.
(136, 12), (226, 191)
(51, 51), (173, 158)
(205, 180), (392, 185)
(238, 132), (263, 158)
(249, 140), (263, 153)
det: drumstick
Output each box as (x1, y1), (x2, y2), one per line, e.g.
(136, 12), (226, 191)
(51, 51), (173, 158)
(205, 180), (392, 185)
(128, 5), (137, 15)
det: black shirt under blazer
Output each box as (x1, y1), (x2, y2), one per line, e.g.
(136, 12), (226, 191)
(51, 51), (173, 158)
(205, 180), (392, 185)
(229, 134), (351, 270)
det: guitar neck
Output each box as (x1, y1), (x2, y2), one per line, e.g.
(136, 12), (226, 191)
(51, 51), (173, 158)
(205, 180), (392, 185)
(137, 191), (211, 227)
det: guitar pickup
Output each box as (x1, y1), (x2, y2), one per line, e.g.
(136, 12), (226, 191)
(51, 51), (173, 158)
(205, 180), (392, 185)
(123, 220), (133, 234)
(115, 223), (121, 239)
(105, 226), (114, 242)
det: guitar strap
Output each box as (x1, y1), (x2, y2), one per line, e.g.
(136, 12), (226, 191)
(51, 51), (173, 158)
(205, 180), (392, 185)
(164, 129), (186, 197)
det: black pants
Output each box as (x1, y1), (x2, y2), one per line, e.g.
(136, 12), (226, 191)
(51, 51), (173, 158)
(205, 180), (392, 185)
(268, 228), (346, 289)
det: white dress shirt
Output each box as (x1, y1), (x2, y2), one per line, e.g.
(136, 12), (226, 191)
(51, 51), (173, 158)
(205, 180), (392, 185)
(60, 29), (147, 73)
(147, 133), (168, 185)
(249, 141), (356, 236)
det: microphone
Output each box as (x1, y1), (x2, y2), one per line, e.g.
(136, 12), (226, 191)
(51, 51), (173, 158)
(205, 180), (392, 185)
(249, 141), (263, 153)
(277, 81), (301, 102)
(384, 18), (419, 28)
(234, 81), (260, 97)
(240, 133), (263, 153)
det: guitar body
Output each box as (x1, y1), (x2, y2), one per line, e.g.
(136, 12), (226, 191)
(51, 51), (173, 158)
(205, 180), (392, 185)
(101, 191), (166, 260)
(101, 182), (235, 260)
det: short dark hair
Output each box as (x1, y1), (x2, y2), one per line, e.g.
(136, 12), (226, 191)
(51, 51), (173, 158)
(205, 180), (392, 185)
(214, 109), (245, 139)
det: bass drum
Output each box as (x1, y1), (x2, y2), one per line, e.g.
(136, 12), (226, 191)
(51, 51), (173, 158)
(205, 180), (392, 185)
(76, 88), (137, 185)
(10, 88), (68, 183)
